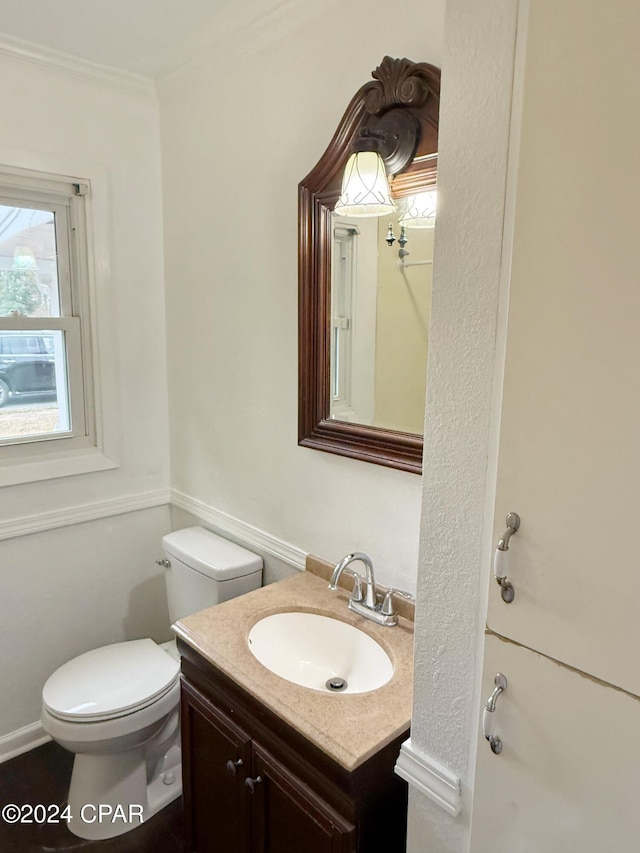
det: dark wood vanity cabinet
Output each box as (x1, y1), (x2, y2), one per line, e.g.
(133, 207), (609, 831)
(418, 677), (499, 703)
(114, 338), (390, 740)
(179, 640), (409, 853)
(249, 742), (355, 852)
(181, 680), (252, 851)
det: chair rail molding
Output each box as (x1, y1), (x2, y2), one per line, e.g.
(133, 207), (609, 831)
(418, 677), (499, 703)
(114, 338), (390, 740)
(170, 489), (307, 570)
(0, 488), (170, 541)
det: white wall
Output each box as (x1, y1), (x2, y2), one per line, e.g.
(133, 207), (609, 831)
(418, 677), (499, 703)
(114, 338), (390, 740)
(0, 52), (169, 510)
(0, 508), (171, 741)
(158, 0), (445, 593)
(0, 50), (172, 742)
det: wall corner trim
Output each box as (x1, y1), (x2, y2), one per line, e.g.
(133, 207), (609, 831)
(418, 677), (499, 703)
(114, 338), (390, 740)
(170, 489), (307, 570)
(394, 738), (462, 817)
(0, 722), (50, 765)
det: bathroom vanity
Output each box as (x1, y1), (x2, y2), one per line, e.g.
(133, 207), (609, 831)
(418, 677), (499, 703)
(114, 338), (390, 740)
(174, 564), (414, 852)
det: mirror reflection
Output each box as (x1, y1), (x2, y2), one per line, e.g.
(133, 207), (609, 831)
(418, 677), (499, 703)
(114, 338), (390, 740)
(330, 194), (435, 434)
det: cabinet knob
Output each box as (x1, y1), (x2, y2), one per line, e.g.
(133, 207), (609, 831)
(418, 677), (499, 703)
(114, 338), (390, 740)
(245, 775), (263, 793)
(226, 758), (243, 775)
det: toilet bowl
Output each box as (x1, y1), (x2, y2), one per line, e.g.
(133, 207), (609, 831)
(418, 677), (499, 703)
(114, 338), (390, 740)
(41, 639), (182, 840)
(40, 527), (263, 840)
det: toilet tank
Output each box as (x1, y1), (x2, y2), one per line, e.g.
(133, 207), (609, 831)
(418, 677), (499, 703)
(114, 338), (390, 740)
(161, 527), (263, 624)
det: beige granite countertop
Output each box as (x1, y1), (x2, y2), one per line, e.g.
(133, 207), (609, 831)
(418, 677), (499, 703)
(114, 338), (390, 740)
(173, 569), (414, 771)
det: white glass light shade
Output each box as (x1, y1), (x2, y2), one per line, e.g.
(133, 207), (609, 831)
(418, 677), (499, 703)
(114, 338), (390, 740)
(398, 190), (437, 229)
(334, 152), (396, 218)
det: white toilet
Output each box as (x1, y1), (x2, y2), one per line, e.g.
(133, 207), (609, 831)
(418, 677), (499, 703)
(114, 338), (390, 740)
(41, 526), (262, 840)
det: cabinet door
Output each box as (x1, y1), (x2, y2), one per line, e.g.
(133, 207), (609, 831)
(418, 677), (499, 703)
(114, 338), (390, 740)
(249, 742), (356, 853)
(471, 634), (640, 852)
(181, 681), (252, 853)
(485, 0), (640, 697)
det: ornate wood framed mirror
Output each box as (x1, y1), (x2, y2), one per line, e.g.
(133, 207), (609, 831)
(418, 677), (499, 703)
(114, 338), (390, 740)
(298, 56), (441, 473)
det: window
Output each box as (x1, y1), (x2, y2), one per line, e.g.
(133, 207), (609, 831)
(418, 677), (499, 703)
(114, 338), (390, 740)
(0, 167), (95, 462)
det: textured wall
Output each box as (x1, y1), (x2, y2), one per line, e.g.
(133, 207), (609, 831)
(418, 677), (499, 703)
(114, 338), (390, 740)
(407, 1), (522, 850)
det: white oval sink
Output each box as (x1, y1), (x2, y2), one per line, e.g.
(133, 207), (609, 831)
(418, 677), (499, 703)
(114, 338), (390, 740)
(247, 612), (393, 694)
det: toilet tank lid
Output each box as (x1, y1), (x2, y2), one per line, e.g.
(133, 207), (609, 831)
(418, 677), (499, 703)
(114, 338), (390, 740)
(162, 527), (263, 580)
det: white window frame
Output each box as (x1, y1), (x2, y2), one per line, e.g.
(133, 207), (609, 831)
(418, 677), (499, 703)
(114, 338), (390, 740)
(0, 165), (110, 482)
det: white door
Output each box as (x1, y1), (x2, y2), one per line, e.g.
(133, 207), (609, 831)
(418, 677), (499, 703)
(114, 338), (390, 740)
(471, 0), (640, 847)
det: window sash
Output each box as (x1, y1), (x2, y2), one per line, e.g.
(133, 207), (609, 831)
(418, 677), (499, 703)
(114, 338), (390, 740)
(0, 317), (86, 446)
(0, 195), (74, 319)
(0, 168), (94, 461)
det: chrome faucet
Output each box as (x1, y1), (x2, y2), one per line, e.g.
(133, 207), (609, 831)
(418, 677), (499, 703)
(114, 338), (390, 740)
(329, 552), (411, 627)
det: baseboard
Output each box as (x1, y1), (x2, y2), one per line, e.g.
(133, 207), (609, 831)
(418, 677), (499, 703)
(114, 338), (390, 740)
(394, 738), (461, 817)
(170, 489), (307, 570)
(0, 722), (51, 765)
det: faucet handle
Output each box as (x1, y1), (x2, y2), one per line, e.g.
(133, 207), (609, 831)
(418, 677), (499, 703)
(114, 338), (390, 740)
(350, 573), (364, 603)
(380, 588), (414, 617)
(328, 566), (364, 602)
(343, 568), (364, 602)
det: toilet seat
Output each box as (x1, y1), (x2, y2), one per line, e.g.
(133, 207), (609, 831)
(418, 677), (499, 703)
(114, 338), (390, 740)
(43, 639), (180, 723)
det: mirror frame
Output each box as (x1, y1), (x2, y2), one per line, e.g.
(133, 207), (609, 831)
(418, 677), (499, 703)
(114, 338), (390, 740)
(298, 56), (441, 473)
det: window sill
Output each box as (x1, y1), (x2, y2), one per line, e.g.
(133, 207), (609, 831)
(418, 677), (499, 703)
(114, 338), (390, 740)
(0, 445), (118, 488)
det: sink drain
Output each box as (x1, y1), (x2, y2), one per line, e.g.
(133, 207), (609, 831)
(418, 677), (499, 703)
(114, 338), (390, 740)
(326, 677), (348, 692)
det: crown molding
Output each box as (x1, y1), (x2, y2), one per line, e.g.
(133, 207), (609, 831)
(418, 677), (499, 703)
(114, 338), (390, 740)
(159, 0), (342, 87)
(0, 0), (342, 94)
(170, 489), (307, 570)
(0, 33), (155, 98)
(234, 0), (344, 60)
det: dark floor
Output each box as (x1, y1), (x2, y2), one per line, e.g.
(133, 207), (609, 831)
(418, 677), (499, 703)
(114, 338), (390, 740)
(0, 742), (184, 852)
